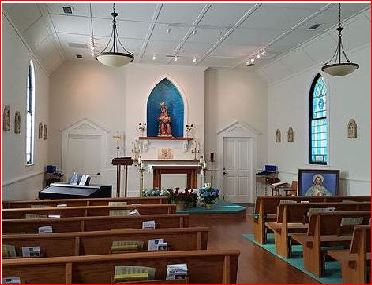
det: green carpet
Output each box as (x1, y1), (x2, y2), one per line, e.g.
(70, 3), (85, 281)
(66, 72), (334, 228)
(176, 200), (246, 214)
(243, 233), (342, 284)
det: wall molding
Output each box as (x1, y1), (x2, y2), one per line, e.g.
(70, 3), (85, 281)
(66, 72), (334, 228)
(3, 171), (44, 187)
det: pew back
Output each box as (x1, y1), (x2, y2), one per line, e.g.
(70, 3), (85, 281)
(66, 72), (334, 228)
(2, 204), (176, 219)
(2, 227), (209, 257)
(2, 196), (169, 209)
(2, 214), (189, 234)
(276, 202), (370, 223)
(2, 250), (239, 284)
(350, 225), (371, 254)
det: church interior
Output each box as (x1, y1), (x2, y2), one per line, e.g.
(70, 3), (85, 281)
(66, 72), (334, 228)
(1, 1), (371, 284)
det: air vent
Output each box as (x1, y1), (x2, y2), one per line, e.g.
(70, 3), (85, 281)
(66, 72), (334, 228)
(76, 54), (83, 59)
(68, 43), (88, 49)
(62, 6), (73, 14)
(308, 24), (321, 30)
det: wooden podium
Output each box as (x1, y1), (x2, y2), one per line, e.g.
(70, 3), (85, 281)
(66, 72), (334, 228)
(112, 157), (133, 197)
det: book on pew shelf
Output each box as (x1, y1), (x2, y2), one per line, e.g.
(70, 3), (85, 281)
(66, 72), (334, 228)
(2, 244), (16, 258)
(166, 264), (188, 280)
(114, 266), (156, 282)
(300, 200), (310, 203)
(110, 210), (131, 216)
(30, 204), (49, 208)
(142, 220), (156, 229)
(21, 246), (42, 258)
(25, 213), (48, 219)
(307, 207), (335, 216)
(111, 241), (144, 252)
(147, 239), (168, 251)
(279, 200), (297, 204)
(2, 277), (21, 284)
(57, 204), (67, 207)
(340, 217), (364, 226)
(38, 225), (53, 233)
(108, 201), (127, 206)
(48, 214), (61, 219)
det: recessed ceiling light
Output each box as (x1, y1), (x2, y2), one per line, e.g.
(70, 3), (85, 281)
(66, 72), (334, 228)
(193, 57), (197, 63)
(250, 58), (254, 63)
(152, 55), (156, 61)
(256, 54), (261, 59)
(308, 23), (321, 30)
(76, 54), (83, 59)
(174, 56), (178, 62)
(62, 6), (73, 14)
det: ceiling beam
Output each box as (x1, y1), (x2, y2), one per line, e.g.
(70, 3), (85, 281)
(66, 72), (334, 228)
(166, 4), (212, 64)
(138, 3), (164, 60)
(196, 3), (262, 65)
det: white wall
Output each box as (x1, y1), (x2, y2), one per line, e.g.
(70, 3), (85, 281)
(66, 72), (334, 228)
(263, 10), (370, 196)
(204, 68), (268, 169)
(2, 15), (49, 200)
(48, 61), (206, 195)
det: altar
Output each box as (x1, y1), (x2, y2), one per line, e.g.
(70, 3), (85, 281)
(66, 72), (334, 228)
(145, 160), (201, 189)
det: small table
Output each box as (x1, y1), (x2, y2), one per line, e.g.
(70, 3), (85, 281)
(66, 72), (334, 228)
(152, 165), (201, 189)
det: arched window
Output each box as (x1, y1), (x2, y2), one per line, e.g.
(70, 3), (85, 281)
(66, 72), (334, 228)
(309, 73), (328, 165)
(26, 61), (35, 165)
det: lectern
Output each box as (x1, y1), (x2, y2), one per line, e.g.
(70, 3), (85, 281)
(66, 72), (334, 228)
(111, 157), (133, 197)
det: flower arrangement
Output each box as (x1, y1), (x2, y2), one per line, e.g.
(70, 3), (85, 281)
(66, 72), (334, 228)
(142, 188), (170, 197)
(168, 188), (197, 208)
(198, 184), (219, 207)
(138, 123), (146, 132)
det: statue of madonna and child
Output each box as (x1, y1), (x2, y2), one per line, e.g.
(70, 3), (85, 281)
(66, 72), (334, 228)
(158, 102), (172, 137)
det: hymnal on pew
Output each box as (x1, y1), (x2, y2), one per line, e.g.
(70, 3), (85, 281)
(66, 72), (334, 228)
(142, 220), (156, 229)
(2, 277), (21, 284)
(166, 264), (188, 280)
(38, 226), (53, 233)
(21, 246), (41, 258)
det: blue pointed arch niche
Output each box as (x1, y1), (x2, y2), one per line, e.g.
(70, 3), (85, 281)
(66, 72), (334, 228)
(147, 78), (184, 137)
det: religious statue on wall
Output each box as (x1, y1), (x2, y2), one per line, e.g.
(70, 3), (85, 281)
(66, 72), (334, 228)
(158, 102), (172, 137)
(347, 119), (357, 138)
(14, 111), (21, 134)
(3, 105), (10, 131)
(287, 127), (294, 142)
(275, 129), (281, 143)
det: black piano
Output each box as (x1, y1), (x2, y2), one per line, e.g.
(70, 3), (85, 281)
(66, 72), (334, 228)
(39, 183), (112, 200)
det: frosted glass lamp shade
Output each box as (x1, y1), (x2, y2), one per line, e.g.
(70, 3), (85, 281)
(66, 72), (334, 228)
(321, 63), (359, 76)
(96, 52), (134, 67)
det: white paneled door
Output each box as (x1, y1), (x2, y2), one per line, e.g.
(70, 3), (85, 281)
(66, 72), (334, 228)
(65, 134), (102, 184)
(223, 137), (252, 203)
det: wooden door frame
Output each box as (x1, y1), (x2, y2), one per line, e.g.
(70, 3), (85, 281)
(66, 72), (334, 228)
(216, 121), (259, 203)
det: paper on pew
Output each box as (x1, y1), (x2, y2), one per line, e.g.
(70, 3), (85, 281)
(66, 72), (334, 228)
(166, 264), (188, 280)
(129, 209), (140, 216)
(57, 204), (67, 207)
(148, 239), (164, 251)
(38, 226), (53, 233)
(2, 277), (21, 284)
(48, 214), (61, 218)
(142, 220), (156, 229)
(21, 246), (41, 258)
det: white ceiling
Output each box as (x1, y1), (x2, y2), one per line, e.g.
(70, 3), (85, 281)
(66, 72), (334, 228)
(2, 2), (369, 73)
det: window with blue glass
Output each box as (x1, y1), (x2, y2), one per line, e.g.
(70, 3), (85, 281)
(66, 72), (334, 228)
(309, 73), (328, 165)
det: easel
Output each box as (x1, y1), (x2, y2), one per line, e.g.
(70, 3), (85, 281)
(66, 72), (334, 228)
(111, 157), (133, 197)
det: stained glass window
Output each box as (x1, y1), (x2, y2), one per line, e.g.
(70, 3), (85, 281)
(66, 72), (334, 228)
(26, 61), (35, 165)
(309, 74), (328, 164)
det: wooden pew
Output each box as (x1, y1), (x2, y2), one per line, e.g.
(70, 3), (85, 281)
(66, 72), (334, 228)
(266, 202), (370, 258)
(2, 250), (240, 283)
(328, 225), (371, 284)
(2, 196), (169, 209)
(292, 211), (370, 276)
(2, 227), (209, 258)
(252, 195), (370, 244)
(2, 214), (189, 234)
(2, 204), (176, 219)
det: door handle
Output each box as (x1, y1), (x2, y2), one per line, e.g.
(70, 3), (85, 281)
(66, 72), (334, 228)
(223, 171), (227, 175)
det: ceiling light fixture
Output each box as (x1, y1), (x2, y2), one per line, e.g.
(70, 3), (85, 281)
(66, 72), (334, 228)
(174, 56), (178, 62)
(96, 4), (134, 67)
(193, 57), (197, 63)
(250, 58), (255, 63)
(321, 4), (359, 76)
(256, 54), (261, 59)
(152, 55), (157, 61)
